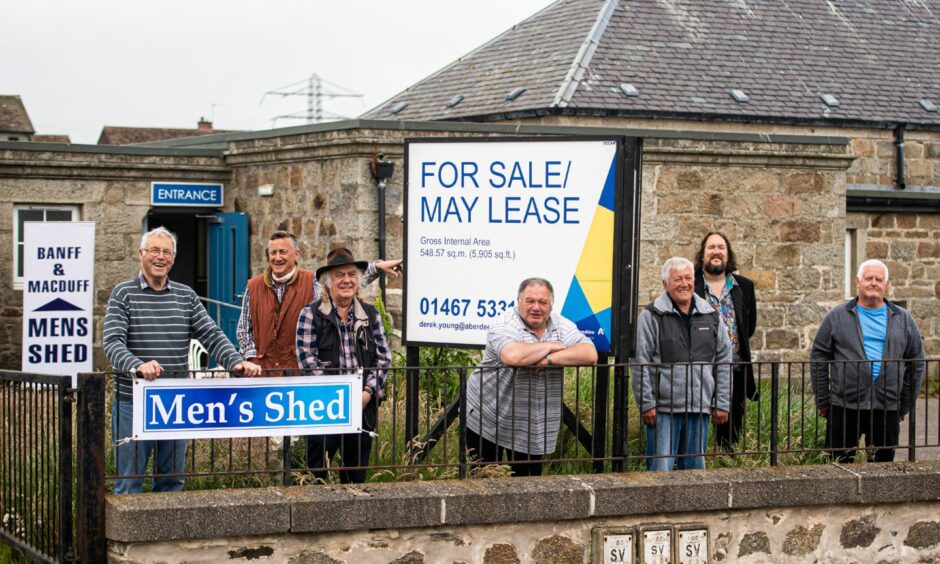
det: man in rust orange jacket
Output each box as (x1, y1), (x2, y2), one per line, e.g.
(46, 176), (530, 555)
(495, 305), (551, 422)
(237, 231), (400, 375)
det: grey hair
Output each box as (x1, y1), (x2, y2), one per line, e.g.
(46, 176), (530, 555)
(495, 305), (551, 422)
(517, 277), (554, 303)
(319, 267), (362, 291)
(140, 226), (177, 253)
(268, 230), (298, 250)
(662, 257), (694, 282)
(857, 259), (889, 282)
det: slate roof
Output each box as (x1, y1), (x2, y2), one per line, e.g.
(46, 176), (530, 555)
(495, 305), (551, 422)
(362, 0), (940, 128)
(32, 134), (71, 144)
(98, 120), (241, 145)
(0, 95), (35, 134)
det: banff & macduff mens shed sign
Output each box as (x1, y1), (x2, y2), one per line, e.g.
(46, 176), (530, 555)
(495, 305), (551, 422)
(22, 222), (96, 384)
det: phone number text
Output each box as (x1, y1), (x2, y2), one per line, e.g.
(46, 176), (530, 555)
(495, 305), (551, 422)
(419, 297), (515, 318)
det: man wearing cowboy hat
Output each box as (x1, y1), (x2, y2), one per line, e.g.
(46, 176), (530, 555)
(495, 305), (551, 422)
(237, 231), (400, 376)
(295, 248), (392, 483)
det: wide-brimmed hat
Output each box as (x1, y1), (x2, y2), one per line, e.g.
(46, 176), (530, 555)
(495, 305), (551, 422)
(315, 248), (369, 279)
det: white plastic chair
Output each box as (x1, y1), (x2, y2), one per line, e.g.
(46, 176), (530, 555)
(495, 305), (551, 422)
(188, 339), (208, 371)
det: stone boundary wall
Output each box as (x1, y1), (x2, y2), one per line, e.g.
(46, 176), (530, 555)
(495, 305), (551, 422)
(107, 462), (940, 563)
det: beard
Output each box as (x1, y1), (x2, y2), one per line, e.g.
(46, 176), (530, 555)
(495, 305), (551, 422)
(704, 259), (726, 276)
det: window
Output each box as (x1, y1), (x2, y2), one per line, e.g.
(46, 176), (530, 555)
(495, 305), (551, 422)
(844, 229), (858, 299)
(14, 204), (80, 289)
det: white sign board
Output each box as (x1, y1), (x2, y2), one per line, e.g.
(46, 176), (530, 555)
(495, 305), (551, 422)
(405, 138), (620, 350)
(641, 529), (672, 564)
(677, 529), (708, 564)
(132, 374), (363, 440)
(22, 221), (95, 385)
(603, 532), (635, 563)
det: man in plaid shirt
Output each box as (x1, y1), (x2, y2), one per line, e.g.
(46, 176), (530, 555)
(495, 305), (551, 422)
(296, 249), (391, 483)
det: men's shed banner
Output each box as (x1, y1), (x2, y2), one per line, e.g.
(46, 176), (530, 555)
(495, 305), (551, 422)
(22, 221), (96, 385)
(132, 374), (363, 440)
(404, 138), (619, 351)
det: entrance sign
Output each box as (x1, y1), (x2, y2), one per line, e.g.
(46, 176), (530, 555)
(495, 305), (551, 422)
(132, 374), (363, 440)
(404, 137), (622, 351)
(151, 182), (224, 207)
(22, 221), (95, 384)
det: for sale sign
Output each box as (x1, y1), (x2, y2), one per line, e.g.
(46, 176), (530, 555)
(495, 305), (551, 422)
(404, 137), (624, 351)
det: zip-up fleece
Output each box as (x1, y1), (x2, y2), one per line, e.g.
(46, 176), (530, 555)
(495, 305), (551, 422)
(810, 298), (925, 415)
(633, 292), (732, 414)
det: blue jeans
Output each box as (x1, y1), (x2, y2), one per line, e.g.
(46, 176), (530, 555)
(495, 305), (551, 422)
(645, 412), (710, 471)
(112, 400), (187, 494)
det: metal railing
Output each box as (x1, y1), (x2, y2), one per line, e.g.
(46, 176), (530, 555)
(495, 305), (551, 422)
(0, 371), (73, 563)
(94, 358), (938, 489)
(2, 359), (935, 560)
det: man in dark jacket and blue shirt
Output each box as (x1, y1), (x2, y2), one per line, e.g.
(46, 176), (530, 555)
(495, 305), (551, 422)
(811, 259), (925, 463)
(634, 257), (731, 471)
(295, 249), (391, 483)
(694, 231), (759, 450)
(104, 227), (261, 494)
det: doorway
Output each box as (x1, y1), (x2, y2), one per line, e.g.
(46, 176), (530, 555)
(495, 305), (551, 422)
(146, 210), (208, 296)
(144, 210), (250, 346)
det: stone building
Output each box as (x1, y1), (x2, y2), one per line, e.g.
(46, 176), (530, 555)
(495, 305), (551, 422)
(97, 117), (239, 145)
(361, 0), (940, 358)
(1, 95), (72, 143)
(0, 0), (938, 369)
(0, 95), (35, 142)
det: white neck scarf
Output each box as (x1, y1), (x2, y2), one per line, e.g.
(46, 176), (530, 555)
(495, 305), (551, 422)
(272, 267), (297, 284)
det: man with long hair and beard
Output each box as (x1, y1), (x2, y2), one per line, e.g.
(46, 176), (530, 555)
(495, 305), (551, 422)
(693, 232), (758, 451)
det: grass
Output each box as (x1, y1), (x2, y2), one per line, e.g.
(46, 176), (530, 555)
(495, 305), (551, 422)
(0, 543), (28, 564)
(0, 381), (69, 562)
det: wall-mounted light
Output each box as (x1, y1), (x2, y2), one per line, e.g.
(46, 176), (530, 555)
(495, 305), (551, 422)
(258, 184), (274, 197)
(371, 152), (395, 181)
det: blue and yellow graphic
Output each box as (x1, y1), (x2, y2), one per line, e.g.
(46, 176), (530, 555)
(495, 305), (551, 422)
(561, 155), (616, 351)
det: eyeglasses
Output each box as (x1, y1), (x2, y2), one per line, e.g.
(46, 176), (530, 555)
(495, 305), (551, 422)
(143, 248), (175, 258)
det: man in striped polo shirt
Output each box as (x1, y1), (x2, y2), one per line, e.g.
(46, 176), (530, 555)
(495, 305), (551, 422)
(465, 278), (597, 476)
(104, 226), (261, 494)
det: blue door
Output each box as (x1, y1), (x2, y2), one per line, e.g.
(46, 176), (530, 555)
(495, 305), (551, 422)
(207, 212), (250, 348)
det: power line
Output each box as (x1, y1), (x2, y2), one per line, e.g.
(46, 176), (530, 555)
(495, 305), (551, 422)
(261, 73), (362, 124)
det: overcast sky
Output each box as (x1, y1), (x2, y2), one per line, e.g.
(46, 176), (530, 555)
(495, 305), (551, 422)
(3, 1), (555, 144)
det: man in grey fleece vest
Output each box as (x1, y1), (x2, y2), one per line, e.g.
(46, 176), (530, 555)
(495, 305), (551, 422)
(811, 259), (924, 463)
(633, 257), (732, 471)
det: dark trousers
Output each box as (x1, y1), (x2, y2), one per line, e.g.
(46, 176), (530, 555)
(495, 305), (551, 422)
(715, 365), (747, 450)
(827, 405), (900, 463)
(466, 428), (544, 477)
(306, 433), (373, 484)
